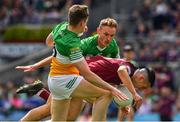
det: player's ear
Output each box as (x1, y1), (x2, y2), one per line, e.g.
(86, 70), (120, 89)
(97, 27), (100, 33)
(78, 19), (84, 27)
(79, 20), (83, 26)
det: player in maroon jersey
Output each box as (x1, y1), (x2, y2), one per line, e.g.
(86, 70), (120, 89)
(16, 56), (155, 121)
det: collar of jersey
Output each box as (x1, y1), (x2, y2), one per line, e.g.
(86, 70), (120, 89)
(95, 34), (107, 51)
(96, 45), (107, 51)
(63, 23), (79, 37)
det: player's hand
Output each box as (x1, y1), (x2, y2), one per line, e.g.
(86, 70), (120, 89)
(112, 88), (129, 101)
(121, 106), (131, 114)
(132, 93), (142, 109)
(15, 65), (37, 72)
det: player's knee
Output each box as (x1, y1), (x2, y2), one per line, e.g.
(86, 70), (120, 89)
(99, 90), (112, 99)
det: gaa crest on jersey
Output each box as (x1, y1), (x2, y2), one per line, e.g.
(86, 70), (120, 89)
(70, 47), (81, 53)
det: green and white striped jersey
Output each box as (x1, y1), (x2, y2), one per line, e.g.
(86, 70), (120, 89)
(52, 22), (84, 63)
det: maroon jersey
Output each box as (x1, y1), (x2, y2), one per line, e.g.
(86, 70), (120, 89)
(86, 56), (138, 85)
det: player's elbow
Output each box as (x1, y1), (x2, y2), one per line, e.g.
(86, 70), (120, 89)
(46, 39), (54, 47)
(46, 33), (54, 47)
(117, 66), (128, 79)
(118, 66), (126, 73)
(80, 68), (92, 77)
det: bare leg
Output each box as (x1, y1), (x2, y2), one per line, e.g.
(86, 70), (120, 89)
(20, 95), (85, 121)
(67, 98), (86, 121)
(51, 99), (70, 121)
(118, 106), (134, 121)
(118, 108), (126, 121)
(71, 79), (112, 121)
(126, 106), (134, 121)
(21, 104), (50, 121)
(24, 78), (112, 121)
(92, 96), (112, 120)
(21, 95), (51, 121)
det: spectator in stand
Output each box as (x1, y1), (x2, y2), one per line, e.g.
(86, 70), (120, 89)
(174, 88), (180, 114)
(154, 85), (175, 121)
(23, 6), (40, 24)
(167, 43), (178, 61)
(0, 6), (9, 31)
(9, 0), (26, 25)
(136, 93), (153, 115)
(0, 83), (11, 116)
(9, 93), (23, 111)
(138, 45), (153, 62)
(117, 23), (127, 40)
(155, 64), (174, 90)
(139, 0), (152, 21)
(153, 0), (168, 30)
(134, 22), (150, 38)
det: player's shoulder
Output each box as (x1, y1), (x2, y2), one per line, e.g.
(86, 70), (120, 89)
(53, 22), (68, 32)
(55, 33), (80, 46)
(107, 39), (118, 48)
(52, 22), (68, 39)
(111, 38), (118, 44)
(107, 38), (118, 48)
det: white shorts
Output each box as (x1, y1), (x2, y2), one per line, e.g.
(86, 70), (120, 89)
(48, 75), (83, 100)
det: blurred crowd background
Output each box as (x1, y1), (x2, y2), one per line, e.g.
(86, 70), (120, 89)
(0, 0), (179, 121)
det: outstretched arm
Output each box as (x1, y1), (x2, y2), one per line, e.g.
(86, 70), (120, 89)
(74, 59), (128, 101)
(16, 32), (54, 72)
(16, 56), (53, 72)
(117, 66), (142, 109)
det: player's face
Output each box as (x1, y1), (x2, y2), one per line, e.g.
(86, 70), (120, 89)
(133, 69), (151, 90)
(136, 81), (151, 91)
(97, 26), (116, 47)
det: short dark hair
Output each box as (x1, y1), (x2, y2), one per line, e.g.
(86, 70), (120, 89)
(144, 67), (156, 87)
(68, 5), (89, 26)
